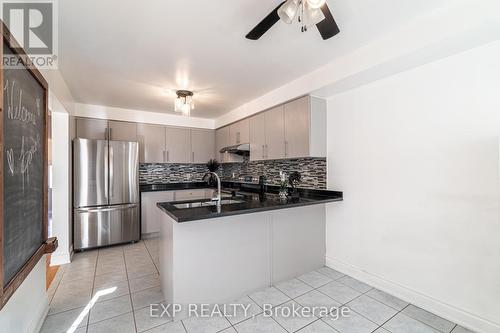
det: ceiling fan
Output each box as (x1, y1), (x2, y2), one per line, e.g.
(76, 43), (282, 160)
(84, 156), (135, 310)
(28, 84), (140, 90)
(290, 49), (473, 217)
(246, 0), (340, 40)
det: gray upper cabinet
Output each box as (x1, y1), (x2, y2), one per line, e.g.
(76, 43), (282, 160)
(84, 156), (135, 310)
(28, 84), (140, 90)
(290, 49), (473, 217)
(191, 129), (215, 164)
(249, 113), (266, 161)
(247, 95), (326, 161)
(165, 127), (191, 163)
(137, 124), (165, 163)
(284, 96), (310, 158)
(215, 126), (230, 162)
(76, 118), (108, 140)
(264, 106), (285, 160)
(108, 121), (138, 141)
(76, 118), (137, 142)
(229, 119), (249, 145)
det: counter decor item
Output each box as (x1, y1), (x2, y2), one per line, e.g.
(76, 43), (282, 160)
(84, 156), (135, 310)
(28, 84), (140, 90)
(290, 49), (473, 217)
(279, 171), (288, 201)
(206, 159), (221, 187)
(288, 171), (302, 199)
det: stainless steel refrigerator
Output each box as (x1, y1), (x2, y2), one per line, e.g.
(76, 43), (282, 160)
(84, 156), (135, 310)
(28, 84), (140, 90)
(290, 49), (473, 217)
(73, 138), (140, 250)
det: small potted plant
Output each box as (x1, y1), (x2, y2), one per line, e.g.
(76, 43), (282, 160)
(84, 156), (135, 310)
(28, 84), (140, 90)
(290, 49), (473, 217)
(278, 171), (288, 201)
(288, 171), (302, 199)
(205, 159), (220, 187)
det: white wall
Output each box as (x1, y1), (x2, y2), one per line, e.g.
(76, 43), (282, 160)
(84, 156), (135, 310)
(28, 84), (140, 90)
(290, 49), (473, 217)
(74, 103), (215, 129)
(0, 257), (48, 333)
(50, 110), (72, 265)
(325, 41), (500, 333)
(215, 0), (500, 128)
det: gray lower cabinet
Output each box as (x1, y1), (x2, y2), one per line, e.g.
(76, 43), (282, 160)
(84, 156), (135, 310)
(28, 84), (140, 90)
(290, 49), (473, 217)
(191, 129), (215, 163)
(141, 191), (175, 235)
(141, 189), (213, 235)
(174, 189), (210, 201)
(137, 124), (166, 163)
(165, 127), (192, 163)
(109, 121), (138, 141)
(76, 118), (108, 140)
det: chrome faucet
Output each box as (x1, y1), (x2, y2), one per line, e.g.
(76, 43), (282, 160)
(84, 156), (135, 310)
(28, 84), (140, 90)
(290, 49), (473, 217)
(203, 172), (221, 211)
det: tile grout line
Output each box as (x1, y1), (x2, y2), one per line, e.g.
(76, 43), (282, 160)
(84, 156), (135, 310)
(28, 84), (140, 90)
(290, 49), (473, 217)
(314, 268), (461, 333)
(143, 239), (160, 275)
(85, 249), (100, 333)
(122, 244), (139, 333)
(369, 303), (409, 333)
(395, 306), (457, 333)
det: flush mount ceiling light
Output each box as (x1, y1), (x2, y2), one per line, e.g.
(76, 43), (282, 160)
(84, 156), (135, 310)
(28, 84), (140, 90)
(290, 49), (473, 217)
(246, 0), (339, 40)
(174, 90), (194, 116)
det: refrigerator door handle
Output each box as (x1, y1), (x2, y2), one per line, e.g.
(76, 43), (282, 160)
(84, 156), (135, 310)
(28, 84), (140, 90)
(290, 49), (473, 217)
(76, 203), (138, 213)
(109, 145), (114, 198)
(104, 143), (109, 201)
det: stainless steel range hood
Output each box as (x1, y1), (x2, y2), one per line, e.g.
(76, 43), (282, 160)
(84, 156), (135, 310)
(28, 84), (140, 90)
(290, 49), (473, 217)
(219, 143), (250, 155)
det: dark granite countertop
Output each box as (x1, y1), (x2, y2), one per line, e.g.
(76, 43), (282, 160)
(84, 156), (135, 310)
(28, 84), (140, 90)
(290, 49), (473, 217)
(155, 184), (343, 223)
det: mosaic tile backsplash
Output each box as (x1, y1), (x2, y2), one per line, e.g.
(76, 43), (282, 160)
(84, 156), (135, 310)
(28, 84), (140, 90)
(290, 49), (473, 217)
(139, 157), (327, 189)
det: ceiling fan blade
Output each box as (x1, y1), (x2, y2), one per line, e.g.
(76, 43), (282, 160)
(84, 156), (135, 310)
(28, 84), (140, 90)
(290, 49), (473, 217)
(246, 1), (286, 40)
(316, 3), (340, 40)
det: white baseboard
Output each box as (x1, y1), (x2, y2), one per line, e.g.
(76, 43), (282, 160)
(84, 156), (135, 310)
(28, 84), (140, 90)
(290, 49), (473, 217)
(50, 251), (71, 266)
(325, 256), (500, 333)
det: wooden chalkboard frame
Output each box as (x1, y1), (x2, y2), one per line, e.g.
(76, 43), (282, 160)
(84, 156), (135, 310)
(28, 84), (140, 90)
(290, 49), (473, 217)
(0, 22), (57, 310)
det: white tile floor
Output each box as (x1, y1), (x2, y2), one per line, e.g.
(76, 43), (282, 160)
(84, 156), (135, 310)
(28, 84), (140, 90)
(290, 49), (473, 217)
(42, 239), (474, 333)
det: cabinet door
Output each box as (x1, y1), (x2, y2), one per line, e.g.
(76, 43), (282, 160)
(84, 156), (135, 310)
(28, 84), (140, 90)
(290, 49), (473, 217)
(215, 126), (230, 162)
(191, 129), (215, 164)
(174, 189), (209, 201)
(109, 121), (138, 141)
(229, 119), (250, 145)
(249, 113), (266, 161)
(141, 191), (174, 234)
(76, 118), (108, 140)
(284, 96), (310, 158)
(165, 127), (191, 163)
(137, 124), (165, 163)
(265, 106), (285, 160)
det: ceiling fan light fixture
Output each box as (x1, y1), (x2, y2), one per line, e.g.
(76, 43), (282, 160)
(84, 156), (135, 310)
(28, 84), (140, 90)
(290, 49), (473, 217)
(278, 0), (300, 24)
(303, 3), (326, 27)
(306, 0), (326, 9)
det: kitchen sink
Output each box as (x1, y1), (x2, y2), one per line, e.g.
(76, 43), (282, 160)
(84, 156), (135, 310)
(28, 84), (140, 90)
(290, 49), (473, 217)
(173, 199), (244, 209)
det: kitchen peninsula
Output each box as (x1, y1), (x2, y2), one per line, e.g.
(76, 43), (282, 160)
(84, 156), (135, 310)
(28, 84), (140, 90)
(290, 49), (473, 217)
(155, 182), (342, 316)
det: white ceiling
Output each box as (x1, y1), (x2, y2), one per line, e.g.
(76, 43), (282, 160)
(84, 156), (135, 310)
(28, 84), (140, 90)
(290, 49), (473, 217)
(59, 0), (446, 119)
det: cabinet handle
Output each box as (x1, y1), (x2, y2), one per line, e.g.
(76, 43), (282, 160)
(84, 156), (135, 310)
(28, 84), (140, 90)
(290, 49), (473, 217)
(109, 128), (112, 140)
(167, 150), (170, 162)
(105, 128), (109, 140)
(262, 145), (265, 159)
(285, 141), (288, 157)
(163, 151), (166, 163)
(192, 151), (195, 163)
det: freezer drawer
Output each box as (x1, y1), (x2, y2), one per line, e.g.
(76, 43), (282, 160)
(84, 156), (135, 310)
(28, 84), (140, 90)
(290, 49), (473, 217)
(74, 204), (139, 250)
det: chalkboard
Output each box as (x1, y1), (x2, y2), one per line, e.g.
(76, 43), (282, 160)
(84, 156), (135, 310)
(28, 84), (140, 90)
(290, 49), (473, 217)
(2, 40), (46, 287)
